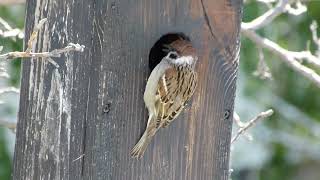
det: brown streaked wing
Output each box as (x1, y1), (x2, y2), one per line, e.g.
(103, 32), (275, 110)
(162, 68), (197, 128)
(156, 66), (178, 127)
(184, 70), (197, 101)
(156, 66), (197, 128)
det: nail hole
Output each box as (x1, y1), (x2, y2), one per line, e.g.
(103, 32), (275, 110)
(103, 103), (111, 114)
(111, 2), (116, 10)
(148, 33), (190, 71)
(224, 110), (231, 120)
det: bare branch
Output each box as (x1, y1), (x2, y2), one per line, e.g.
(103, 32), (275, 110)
(0, 66), (10, 78)
(0, 87), (19, 94)
(0, 119), (16, 133)
(0, 28), (24, 39)
(310, 21), (320, 45)
(256, 0), (277, 4)
(0, 59), (10, 79)
(0, 17), (24, 39)
(0, 72), (9, 78)
(0, 18), (85, 61)
(310, 21), (320, 57)
(231, 109), (274, 144)
(285, 1), (307, 16)
(242, 0), (308, 30)
(0, 17), (13, 30)
(233, 112), (253, 141)
(242, 29), (320, 88)
(253, 47), (272, 80)
(233, 112), (245, 127)
(242, 0), (290, 30)
(241, 0), (320, 88)
(0, 0), (25, 5)
(0, 43), (85, 60)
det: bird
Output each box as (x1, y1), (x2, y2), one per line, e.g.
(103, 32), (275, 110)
(130, 38), (198, 158)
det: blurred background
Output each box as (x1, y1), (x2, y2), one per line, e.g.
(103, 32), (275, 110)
(0, 1), (320, 180)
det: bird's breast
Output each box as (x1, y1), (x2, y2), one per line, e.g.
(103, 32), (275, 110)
(143, 61), (171, 111)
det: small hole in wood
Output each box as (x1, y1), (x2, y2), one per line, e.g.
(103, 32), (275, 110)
(148, 33), (190, 71)
(111, 2), (116, 10)
(103, 102), (111, 114)
(224, 110), (231, 120)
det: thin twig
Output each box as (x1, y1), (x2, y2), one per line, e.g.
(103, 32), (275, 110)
(0, 72), (9, 78)
(0, 43), (85, 60)
(233, 112), (245, 127)
(231, 109), (274, 144)
(285, 1), (307, 16)
(72, 154), (85, 162)
(233, 112), (253, 141)
(310, 21), (320, 57)
(256, 0), (277, 5)
(242, 0), (289, 30)
(242, 0), (307, 30)
(0, 28), (24, 39)
(0, 0), (25, 5)
(253, 47), (272, 80)
(26, 18), (47, 53)
(0, 87), (19, 94)
(0, 17), (24, 39)
(241, 0), (320, 87)
(1, 17), (85, 61)
(0, 60), (10, 78)
(0, 17), (13, 30)
(0, 120), (16, 132)
(0, 18), (85, 60)
(242, 29), (320, 88)
(0, 17), (85, 134)
(0, 65), (10, 78)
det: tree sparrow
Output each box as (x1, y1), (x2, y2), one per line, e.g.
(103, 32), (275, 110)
(131, 39), (198, 158)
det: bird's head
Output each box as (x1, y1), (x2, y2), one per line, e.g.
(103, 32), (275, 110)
(162, 39), (198, 66)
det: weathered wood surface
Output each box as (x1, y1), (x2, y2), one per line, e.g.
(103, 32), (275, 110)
(13, 0), (242, 179)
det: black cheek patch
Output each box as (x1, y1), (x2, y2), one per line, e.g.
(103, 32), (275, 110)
(169, 53), (178, 59)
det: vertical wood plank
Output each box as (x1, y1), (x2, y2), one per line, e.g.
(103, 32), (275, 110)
(13, 0), (242, 179)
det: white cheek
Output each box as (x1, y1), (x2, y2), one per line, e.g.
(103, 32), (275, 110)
(174, 56), (193, 65)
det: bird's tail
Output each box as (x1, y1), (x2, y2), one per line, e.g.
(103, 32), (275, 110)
(130, 125), (157, 158)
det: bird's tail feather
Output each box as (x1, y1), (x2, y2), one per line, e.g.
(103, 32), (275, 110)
(131, 114), (159, 158)
(130, 130), (152, 158)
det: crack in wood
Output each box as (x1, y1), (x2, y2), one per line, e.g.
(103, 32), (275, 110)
(200, 0), (217, 41)
(81, 78), (91, 177)
(80, 111), (88, 176)
(200, 0), (235, 63)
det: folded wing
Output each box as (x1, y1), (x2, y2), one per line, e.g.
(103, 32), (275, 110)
(155, 65), (197, 128)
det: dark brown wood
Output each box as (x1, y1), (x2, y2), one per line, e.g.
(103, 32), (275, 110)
(13, 0), (242, 179)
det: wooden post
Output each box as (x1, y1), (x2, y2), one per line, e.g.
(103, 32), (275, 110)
(13, 0), (242, 179)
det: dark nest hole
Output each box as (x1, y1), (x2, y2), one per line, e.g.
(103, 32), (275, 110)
(148, 33), (190, 71)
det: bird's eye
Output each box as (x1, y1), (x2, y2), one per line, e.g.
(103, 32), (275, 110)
(169, 52), (178, 59)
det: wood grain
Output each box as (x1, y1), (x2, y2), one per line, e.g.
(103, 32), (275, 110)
(13, 0), (242, 179)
